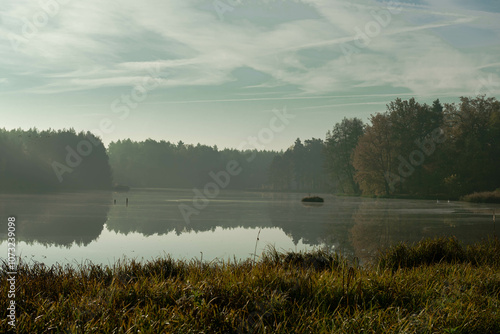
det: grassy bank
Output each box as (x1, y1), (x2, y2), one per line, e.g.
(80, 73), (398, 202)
(2, 238), (500, 333)
(462, 190), (500, 203)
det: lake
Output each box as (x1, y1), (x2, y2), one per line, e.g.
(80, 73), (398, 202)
(1, 189), (498, 267)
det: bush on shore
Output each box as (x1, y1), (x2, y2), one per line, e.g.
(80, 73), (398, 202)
(461, 189), (500, 203)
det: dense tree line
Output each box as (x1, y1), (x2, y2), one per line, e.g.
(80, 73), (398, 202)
(268, 138), (329, 191)
(109, 138), (330, 192)
(324, 96), (500, 197)
(0, 128), (112, 192)
(353, 98), (444, 195)
(3, 96), (497, 197)
(324, 118), (364, 194)
(108, 139), (277, 189)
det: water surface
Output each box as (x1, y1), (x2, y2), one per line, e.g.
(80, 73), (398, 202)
(0, 189), (497, 266)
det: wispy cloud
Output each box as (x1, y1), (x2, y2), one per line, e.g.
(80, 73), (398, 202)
(0, 0), (499, 98)
(295, 101), (389, 110)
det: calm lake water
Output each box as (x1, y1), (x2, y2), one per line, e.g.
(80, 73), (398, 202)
(1, 189), (498, 266)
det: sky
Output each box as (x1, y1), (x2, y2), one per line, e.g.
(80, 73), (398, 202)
(1, 0), (499, 151)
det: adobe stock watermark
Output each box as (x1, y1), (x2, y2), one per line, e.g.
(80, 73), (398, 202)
(6, 216), (17, 329)
(475, 74), (500, 96)
(213, 0), (250, 20)
(384, 127), (446, 192)
(213, 0), (282, 20)
(341, 1), (403, 64)
(51, 64), (162, 182)
(178, 107), (295, 224)
(8, 0), (73, 53)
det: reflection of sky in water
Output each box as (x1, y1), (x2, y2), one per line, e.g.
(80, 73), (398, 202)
(0, 190), (498, 267)
(3, 226), (312, 267)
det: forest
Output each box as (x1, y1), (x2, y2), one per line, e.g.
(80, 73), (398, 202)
(107, 140), (276, 190)
(329, 96), (500, 197)
(270, 95), (500, 198)
(0, 128), (111, 192)
(1, 96), (499, 198)
(107, 137), (328, 191)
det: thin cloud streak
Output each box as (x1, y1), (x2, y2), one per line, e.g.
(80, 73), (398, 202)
(66, 93), (419, 108)
(281, 16), (477, 52)
(294, 101), (389, 111)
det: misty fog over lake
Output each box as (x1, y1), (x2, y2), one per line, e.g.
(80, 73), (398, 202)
(1, 189), (497, 266)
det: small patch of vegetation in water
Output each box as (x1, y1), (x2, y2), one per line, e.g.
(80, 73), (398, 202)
(461, 189), (500, 203)
(301, 195), (324, 203)
(1, 237), (499, 333)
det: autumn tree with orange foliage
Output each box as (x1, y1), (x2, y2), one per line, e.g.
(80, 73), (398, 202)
(352, 113), (398, 195)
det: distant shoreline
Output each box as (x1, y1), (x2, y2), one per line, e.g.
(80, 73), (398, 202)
(2, 186), (500, 204)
